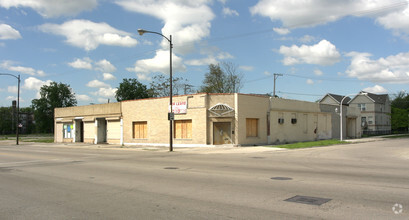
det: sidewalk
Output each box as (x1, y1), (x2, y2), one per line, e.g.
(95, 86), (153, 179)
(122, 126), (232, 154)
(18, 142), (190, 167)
(1, 135), (390, 154)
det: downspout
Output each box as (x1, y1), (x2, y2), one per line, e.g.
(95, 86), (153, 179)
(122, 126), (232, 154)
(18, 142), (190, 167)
(120, 118), (124, 146)
(94, 119), (98, 144)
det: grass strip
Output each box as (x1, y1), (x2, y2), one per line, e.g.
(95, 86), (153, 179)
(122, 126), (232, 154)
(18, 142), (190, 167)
(21, 138), (54, 143)
(268, 139), (347, 149)
(384, 134), (409, 139)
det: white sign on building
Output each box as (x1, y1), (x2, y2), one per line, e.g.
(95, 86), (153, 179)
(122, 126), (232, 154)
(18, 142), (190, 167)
(169, 101), (187, 114)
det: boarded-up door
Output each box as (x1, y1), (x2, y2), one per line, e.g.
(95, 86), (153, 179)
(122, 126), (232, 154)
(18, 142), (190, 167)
(347, 118), (356, 139)
(213, 122), (232, 145)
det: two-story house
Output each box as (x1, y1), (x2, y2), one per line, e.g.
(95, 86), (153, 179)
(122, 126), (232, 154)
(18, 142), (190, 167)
(348, 91), (391, 135)
(319, 93), (361, 139)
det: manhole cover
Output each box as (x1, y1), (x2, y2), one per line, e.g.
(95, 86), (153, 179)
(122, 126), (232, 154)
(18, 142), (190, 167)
(271, 177), (292, 180)
(164, 167), (179, 170)
(284, 195), (331, 206)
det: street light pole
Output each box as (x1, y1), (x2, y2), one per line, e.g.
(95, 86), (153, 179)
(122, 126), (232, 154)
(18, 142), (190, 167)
(0, 73), (20, 145)
(138, 29), (173, 152)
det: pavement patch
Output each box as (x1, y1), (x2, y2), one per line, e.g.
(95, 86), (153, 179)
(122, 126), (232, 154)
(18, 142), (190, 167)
(284, 195), (331, 206)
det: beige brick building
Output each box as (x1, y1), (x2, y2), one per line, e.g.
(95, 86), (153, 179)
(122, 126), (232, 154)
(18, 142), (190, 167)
(55, 93), (359, 147)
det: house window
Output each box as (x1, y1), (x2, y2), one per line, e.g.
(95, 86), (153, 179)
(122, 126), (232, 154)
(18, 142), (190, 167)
(358, 104), (366, 111)
(133, 121), (147, 139)
(246, 118), (258, 137)
(63, 124), (73, 139)
(174, 120), (192, 139)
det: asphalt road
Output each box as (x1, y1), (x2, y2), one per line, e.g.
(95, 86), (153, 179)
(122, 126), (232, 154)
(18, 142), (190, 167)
(0, 139), (408, 219)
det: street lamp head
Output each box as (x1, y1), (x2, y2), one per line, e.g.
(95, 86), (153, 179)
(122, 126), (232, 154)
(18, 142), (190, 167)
(137, 29), (146, 36)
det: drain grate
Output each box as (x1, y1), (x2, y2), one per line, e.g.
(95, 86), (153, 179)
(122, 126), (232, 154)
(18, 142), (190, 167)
(164, 167), (179, 170)
(271, 177), (292, 180)
(284, 195), (331, 206)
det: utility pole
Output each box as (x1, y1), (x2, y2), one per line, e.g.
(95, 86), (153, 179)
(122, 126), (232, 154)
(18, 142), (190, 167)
(184, 84), (193, 95)
(273, 73), (283, 97)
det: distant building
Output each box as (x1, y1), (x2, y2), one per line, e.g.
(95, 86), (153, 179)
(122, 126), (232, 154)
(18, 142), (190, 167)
(0, 101), (34, 134)
(319, 92), (391, 136)
(349, 92), (391, 135)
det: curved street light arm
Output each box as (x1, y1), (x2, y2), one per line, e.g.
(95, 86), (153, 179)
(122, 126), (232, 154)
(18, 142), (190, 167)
(137, 28), (173, 152)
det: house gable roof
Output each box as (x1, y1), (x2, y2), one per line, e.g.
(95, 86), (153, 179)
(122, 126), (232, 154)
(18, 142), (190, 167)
(319, 93), (351, 105)
(348, 91), (389, 104)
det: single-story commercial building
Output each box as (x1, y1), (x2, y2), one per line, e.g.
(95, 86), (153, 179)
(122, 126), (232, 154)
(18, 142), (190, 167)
(54, 93), (361, 147)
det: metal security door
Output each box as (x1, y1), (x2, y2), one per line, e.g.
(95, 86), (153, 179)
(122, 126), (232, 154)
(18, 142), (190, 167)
(213, 122), (232, 145)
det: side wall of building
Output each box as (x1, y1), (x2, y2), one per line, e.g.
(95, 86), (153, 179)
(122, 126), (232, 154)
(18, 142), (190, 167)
(121, 94), (208, 146)
(54, 102), (122, 144)
(269, 98), (332, 144)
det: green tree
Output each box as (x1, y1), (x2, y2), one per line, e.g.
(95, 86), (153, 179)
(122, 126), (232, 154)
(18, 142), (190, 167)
(31, 82), (77, 133)
(391, 107), (408, 132)
(115, 78), (152, 101)
(0, 107), (13, 135)
(199, 62), (243, 93)
(390, 91), (409, 132)
(391, 91), (409, 109)
(149, 75), (190, 97)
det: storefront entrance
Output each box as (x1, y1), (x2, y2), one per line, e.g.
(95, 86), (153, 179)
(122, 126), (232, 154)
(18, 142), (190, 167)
(213, 122), (232, 145)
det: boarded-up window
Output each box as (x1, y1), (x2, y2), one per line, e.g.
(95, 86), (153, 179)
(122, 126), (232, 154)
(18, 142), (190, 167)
(174, 120), (192, 139)
(133, 121), (147, 139)
(246, 118), (258, 137)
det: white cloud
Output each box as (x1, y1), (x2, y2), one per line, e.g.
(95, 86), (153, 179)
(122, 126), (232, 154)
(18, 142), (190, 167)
(299, 35), (316, 43)
(116, 0), (214, 54)
(95, 59), (116, 73)
(239, 66), (254, 71)
(127, 50), (186, 81)
(0, 24), (21, 40)
(376, 4), (409, 37)
(306, 79), (314, 85)
(97, 98), (111, 104)
(23, 77), (52, 90)
(279, 40), (341, 66)
(6, 96), (16, 101)
(273, 27), (290, 35)
(22, 77), (52, 98)
(39, 19), (138, 51)
(346, 51), (409, 83)
(223, 7), (239, 17)
(0, 0), (98, 18)
(68, 57), (116, 73)
(363, 85), (388, 94)
(185, 48), (233, 66)
(103, 73), (116, 80)
(314, 69), (323, 76)
(86, 80), (110, 88)
(1, 60), (46, 76)
(92, 87), (117, 98)
(250, 0), (407, 29)
(76, 94), (92, 101)
(68, 57), (93, 70)
(7, 85), (17, 93)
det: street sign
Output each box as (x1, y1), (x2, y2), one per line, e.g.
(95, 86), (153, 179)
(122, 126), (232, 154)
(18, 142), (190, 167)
(168, 112), (174, 120)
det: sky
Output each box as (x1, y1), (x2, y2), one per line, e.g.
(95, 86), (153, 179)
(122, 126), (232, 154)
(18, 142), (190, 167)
(1, 0), (409, 107)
